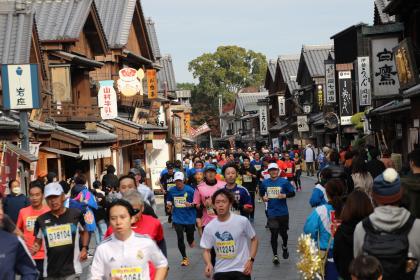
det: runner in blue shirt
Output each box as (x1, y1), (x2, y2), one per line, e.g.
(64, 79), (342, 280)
(166, 172), (197, 267)
(222, 162), (253, 218)
(260, 163), (295, 265)
(250, 152), (263, 173)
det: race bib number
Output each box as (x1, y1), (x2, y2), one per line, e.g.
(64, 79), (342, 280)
(174, 196), (186, 208)
(286, 168), (292, 174)
(26, 216), (37, 231)
(46, 224), (72, 247)
(243, 175), (252, 182)
(254, 165), (261, 171)
(167, 183), (176, 189)
(111, 267), (142, 280)
(296, 164), (301, 170)
(215, 240), (236, 259)
(267, 187), (282, 199)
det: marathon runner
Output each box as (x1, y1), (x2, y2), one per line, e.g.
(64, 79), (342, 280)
(200, 188), (258, 280)
(222, 162), (253, 217)
(90, 200), (168, 280)
(160, 163), (176, 223)
(240, 156), (258, 222)
(166, 172), (197, 266)
(260, 163), (296, 265)
(16, 181), (50, 279)
(32, 182), (90, 279)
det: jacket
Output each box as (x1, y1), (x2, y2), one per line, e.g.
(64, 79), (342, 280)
(333, 220), (359, 280)
(309, 183), (327, 207)
(0, 229), (38, 280)
(351, 173), (373, 197)
(3, 194), (30, 223)
(401, 173), (420, 219)
(304, 203), (335, 250)
(366, 159), (385, 179)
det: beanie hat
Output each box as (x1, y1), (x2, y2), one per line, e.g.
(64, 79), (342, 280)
(372, 168), (402, 205)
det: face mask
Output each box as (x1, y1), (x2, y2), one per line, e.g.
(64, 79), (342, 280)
(12, 187), (21, 195)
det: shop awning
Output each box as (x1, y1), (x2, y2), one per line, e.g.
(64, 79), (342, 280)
(269, 121), (288, 132)
(52, 51), (104, 68)
(403, 84), (420, 98)
(6, 143), (37, 163)
(80, 147), (111, 160)
(40, 147), (80, 158)
(369, 99), (411, 116)
(240, 113), (259, 120)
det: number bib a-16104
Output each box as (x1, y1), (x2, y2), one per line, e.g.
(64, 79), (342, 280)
(215, 240), (236, 259)
(46, 224), (72, 247)
(111, 267), (143, 280)
(267, 187), (282, 199)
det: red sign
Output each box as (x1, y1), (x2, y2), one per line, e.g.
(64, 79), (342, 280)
(0, 145), (18, 196)
(190, 123), (211, 138)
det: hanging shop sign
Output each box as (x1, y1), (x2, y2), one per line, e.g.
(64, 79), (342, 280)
(325, 63), (336, 103)
(1, 64), (40, 110)
(393, 38), (420, 90)
(324, 112), (339, 130)
(184, 113), (191, 136)
(259, 106), (268, 135)
(147, 69), (158, 99)
(357, 57), (372, 106)
(297, 115), (309, 132)
(117, 68), (142, 97)
(371, 37), (400, 97)
(98, 80), (118, 120)
(317, 84), (324, 110)
(278, 96), (286, 116)
(338, 71), (353, 125)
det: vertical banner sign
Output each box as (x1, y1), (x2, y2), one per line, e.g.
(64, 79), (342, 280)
(325, 63), (336, 103)
(147, 69), (158, 99)
(317, 84), (324, 110)
(357, 57), (372, 106)
(259, 106), (268, 135)
(29, 143), (41, 181)
(297, 115), (309, 132)
(394, 38), (420, 90)
(183, 113), (191, 136)
(0, 145), (18, 196)
(278, 96), (286, 116)
(338, 71), (353, 125)
(371, 37), (400, 97)
(98, 80), (118, 120)
(1, 64), (40, 110)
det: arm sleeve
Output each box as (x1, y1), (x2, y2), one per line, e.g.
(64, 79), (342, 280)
(353, 222), (365, 258)
(244, 219), (256, 239)
(157, 238), (167, 257)
(166, 191), (173, 203)
(303, 209), (320, 241)
(309, 189), (321, 207)
(90, 246), (105, 280)
(200, 226), (214, 249)
(241, 189), (252, 206)
(34, 219), (42, 239)
(148, 242), (168, 268)
(259, 181), (266, 197)
(15, 238), (38, 280)
(285, 182), (296, 198)
(193, 189), (201, 205)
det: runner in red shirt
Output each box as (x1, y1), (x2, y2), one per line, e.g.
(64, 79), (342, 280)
(283, 153), (295, 185)
(16, 181), (49, 279)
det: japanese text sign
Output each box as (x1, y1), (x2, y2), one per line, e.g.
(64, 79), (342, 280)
(338, 71), (353, 124)
(325, 63), (336, 103)
(297, 115), (309, 132)
(98, 80), (118, 120)
(259, 106), (268, 135)
(357, 57), (372, 106)
(278, 96), (286, 116)
(2, 64), (40, 110)
(147, 69), (158, 99)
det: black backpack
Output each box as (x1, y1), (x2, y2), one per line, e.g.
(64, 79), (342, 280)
(362, 215), (416, 280)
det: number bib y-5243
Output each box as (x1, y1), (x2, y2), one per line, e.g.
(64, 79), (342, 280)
(46, 224), (72, 247)
(111, 267), (142, 280)
(215, 240), (236, 259)
(267, 187), (282, 199)
(174, 196), (186, 208)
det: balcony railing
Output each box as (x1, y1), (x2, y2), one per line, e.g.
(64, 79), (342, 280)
(44, 103), (100, 122)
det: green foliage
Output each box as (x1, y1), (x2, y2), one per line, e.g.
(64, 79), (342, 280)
(351, 112), (365, 130)
(187, 46), (267, 123)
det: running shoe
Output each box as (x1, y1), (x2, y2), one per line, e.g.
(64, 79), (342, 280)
(272, 255), (280, 265)
(181, 257), (190, 266)
(282, 246), (289, 259)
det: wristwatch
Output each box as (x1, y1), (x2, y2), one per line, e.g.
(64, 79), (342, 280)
(249, 257), (255, 262)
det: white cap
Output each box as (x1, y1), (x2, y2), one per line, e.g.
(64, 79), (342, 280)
(174, 172), (184, 181)
(268, 163), (279, 170)
(44, 182), (64, 198)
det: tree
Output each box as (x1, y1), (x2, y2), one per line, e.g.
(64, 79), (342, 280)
(187, 46), (267, 131)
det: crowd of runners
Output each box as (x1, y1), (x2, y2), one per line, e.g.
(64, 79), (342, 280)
(1, 144), (420, 280)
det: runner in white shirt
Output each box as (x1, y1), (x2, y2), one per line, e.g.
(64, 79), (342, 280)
(90, 199), (168, 280)
(200, 188), (258, 280)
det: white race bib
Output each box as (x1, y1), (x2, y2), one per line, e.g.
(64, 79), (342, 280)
(296, 164), (301, 170)
(254, 165), (261, 171)
(26, 216), (37, 232)
(286, 168), (292, 174)
(174, 196), (187, 208)
(267, 187), (282, 199)
(243, 175), (252, 183)
(111, 267), (143, 280)
(46, 224), (72, 247)
(215, 240), (236, 259)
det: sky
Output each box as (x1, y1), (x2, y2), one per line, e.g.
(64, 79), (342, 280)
(142, 0), (374, 83)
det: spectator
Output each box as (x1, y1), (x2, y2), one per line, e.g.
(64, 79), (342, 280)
(351, 156), (374, 197)
(101, 165), (119, 194)
(304, 144), (315, 176)
(91, 180), (107, 244)
(349, 255), (383, 280)
(309, 168), (331, 208)
(3, 180), (30, 223)
(401, 149), (420, 219)
(333, 191), (374, 280)
(354, 168), (420, 280)
(366, 147), (386, 179)
(380, 149), (395, 169)
(129, 168), (156, 211)
(46, 172), (57, 183)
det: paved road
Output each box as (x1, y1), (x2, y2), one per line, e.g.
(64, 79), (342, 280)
(82, 175), (316, 280)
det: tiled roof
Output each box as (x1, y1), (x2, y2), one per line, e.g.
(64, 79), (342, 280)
(77, 130), (117, 143)
(94, 0), (136, 48)
(374, 0), (395, 24)
(0, 1), (34, 64)
(277, 54), (300, 92)
(158, 55), (177, 93)
(114, 116), (168, 131)
(146, 18), (161, 59)
(297, 44), (334, 82)
(235, 91), (268, 114)
(0, 113), (19, 129)
(31, 0), (93, 41)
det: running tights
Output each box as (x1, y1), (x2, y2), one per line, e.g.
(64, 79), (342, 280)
(270, 228), (288, 255)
